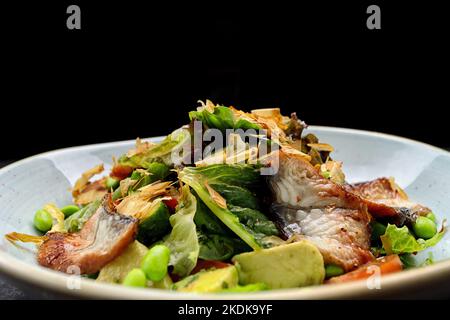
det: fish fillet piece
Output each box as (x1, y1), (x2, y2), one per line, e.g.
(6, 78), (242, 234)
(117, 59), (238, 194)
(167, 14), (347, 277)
(267, 150), (373, 271)
(37, 199), (138, 275)
(345, 178), (430, 226)
(273, 205), (373, 270)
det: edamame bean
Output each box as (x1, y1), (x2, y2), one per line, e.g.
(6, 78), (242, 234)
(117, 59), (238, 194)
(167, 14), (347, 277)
(426, 212), (436, 223)
(413, 216), (437, 239)
(33, 209), (53, 232)
(141, 244), (171, 282)
(325, 264), (344, 278)
(105, 177), (120, 190)
(60, 205), (80, 218)
(122, 268), (147, 287)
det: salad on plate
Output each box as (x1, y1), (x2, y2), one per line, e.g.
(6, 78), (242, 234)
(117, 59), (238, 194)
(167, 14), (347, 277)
(5, 100), (446, 293)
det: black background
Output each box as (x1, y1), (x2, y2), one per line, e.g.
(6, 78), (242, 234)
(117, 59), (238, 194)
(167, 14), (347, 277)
(2, 1), (449, 160)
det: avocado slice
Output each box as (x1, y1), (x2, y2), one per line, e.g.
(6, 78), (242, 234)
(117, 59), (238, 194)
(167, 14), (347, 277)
(137, 201), (171, 245)
(172, 266), (239, 293)
(97, 241), (148, 284)
(232, 240), (325, 289)
(97, 240), (173, 288)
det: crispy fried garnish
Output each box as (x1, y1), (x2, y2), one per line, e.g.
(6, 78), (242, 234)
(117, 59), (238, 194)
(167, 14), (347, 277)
(249, 114), (287, 144)
(280, 144), (312, 161)
(115, 178), (138, 200)
(115, 181), (172, 219)
(136, 181), (172, 201)
(195, 133), (259, 166)
(197, 99), (216, 113)
(43, 203), (66, 233)
(388, 177), (409, 200)
(74, 178), (108, 206)
(5, 232), (47, 245)
(126, 138), (155, 157)
(72, 164), (104, 197)
(251, 108), (288, 130)
(320, 160), (346, 185)
(205, 181), (227, 209)
(307, 143), (334, 153)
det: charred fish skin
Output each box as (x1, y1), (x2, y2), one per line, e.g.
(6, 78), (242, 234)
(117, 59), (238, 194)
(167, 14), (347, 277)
(267, 150), (373, 271)
(37, 200), (138, 275)
(345, 178), (430, 227)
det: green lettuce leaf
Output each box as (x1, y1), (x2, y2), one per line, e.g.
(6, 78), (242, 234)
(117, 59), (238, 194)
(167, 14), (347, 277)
(180, 165), (278, 251)
(228, 205), (279, 236)
(195, 199), (251, 260)
(198, 232), (241, 261)
(209, 182), (260, 210)
(189, 105), (261, 132)
(381, 223), (445, 255)
(163, 186), (199, 277)
(194, 198), (230, 236)
(234, 118), (261, 130)
(183, 164), (261, 189)
(118, 128), (190, 169)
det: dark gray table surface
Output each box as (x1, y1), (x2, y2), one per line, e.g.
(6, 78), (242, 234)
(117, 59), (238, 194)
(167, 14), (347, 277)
(2, 151), (450, 299)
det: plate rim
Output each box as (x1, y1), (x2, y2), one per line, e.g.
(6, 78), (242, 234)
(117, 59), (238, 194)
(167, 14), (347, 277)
(1, 126), (449, 299)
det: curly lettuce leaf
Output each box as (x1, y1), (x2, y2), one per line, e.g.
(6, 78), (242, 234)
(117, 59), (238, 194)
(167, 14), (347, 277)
(234, 118), (261, 130)
(195, 199), (251, 260)
(228, 205), (279, 236)
(183, 164), (261, 189)
(189, 104), (261, 132)
(381, 223), (445, 255)
(198, 232), (240, 261)
(208, 182), (260, 210)
(163, 186), (199, 277)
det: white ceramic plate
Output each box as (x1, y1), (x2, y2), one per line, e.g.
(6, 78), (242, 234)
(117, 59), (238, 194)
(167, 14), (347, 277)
(1, 126), (449, 299)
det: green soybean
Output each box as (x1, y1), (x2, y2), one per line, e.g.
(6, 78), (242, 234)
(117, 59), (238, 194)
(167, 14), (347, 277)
(105, 177), (120, 190)
(413, 216), (437, 240)
(141, 244), (171, 282)
(426, 212), (437, 223)
(60, 205), (80, 218)
(33, 209), (53, 232)
(122, 268), (147, 287)
(325, 264), (344, 278)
